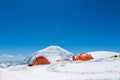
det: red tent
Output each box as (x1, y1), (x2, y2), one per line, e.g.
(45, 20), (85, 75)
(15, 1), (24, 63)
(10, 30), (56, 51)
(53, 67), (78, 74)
(30, 56), (50, 66)
(73, 54), (94, 61)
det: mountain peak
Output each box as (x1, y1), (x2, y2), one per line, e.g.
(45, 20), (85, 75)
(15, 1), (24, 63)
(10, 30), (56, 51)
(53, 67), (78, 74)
(46, 45), (61, 48)
(37, 45), (72, 54)
(40, 45), (63, 51)
(42, 45), (66, 50)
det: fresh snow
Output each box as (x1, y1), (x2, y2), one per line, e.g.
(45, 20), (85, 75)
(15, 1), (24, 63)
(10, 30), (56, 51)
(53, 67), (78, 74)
(0, 58), (120, 80)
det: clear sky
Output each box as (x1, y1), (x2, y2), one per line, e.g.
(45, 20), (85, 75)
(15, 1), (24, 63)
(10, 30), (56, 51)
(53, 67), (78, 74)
(0, 0), (120, 55)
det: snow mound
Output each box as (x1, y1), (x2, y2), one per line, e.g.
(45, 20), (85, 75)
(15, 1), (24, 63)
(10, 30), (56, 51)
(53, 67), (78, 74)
(86, 51), (120, 59)
(25, 46), (73, 64)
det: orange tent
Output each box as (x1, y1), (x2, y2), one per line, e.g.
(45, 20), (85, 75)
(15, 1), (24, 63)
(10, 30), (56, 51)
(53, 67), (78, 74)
(73, 54), (94, 61)
(30, 56), (50, 66)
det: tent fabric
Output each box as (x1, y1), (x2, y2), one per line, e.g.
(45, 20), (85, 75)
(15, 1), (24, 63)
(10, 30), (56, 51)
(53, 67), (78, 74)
(30, 56), (50, 66)
(73, 54), (94, 61)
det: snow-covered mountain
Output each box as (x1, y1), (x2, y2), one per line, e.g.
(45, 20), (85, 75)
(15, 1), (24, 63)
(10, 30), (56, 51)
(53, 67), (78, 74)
(86, 51), (120, 59)
(25, 46), (73, 64)
(0, 54), (25, 62)
(0, 54), (25, 68)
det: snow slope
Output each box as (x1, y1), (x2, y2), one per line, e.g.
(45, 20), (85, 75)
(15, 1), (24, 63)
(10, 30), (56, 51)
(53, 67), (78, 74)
(0, 58), (120, 80)
(86, 51), (120, 59)
(25, 46), (73, 64)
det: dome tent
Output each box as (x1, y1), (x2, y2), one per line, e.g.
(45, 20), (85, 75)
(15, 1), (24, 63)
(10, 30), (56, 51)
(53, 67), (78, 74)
(29, 56), (50, 66)
(73, 53), (94, 61)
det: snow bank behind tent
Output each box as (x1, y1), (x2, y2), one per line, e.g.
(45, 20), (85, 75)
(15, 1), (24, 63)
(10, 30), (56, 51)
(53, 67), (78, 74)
(86, 51), (120, 59)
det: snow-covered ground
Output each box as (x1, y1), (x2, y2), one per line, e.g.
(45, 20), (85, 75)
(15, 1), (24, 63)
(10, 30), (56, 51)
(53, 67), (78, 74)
(0, 58), (120, 80)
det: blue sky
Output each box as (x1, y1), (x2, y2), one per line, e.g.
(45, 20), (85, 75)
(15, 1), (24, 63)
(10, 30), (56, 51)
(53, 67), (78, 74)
(0, 0), (120, 55)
